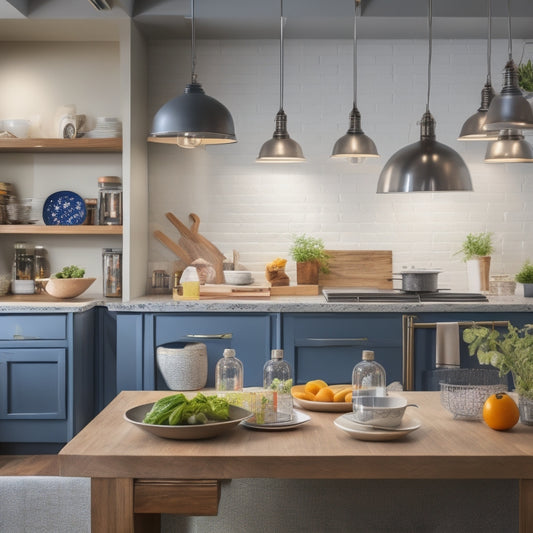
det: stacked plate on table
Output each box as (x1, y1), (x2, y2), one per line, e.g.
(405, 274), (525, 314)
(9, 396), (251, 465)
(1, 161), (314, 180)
(85, 117), (122, 138)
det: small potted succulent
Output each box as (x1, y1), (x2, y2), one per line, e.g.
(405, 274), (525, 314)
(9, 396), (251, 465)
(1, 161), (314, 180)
(456, 232), (494, 292)
(515, 260), (533, 297)
(289, 234), (330, 285)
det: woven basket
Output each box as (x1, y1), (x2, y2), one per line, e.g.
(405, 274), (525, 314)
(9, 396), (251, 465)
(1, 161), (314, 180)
(156, 342), (208, 390)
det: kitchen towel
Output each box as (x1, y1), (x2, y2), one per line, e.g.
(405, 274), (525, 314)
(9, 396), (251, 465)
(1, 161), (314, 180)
(435, 322), (460, 368)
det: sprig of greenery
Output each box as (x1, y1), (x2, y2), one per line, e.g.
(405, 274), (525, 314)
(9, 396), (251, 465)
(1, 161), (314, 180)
(518, 59), (533, 92)
(54, 265), (85, 278)
(463, 324), (533, 400)
(455, 232), (494, 261)
(289, 234), (330, 273)
(515, 260), (533, 284)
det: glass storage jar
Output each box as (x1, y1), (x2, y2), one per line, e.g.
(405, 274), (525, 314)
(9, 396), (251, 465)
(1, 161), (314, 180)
(102, 248), (122, 297)
(97, 176), (122, 225)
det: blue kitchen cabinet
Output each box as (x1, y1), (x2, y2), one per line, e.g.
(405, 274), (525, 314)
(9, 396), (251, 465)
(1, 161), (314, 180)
(0, 310), (97, 453)
(115, 312), (279, 391)
(282, 313), (403, 386)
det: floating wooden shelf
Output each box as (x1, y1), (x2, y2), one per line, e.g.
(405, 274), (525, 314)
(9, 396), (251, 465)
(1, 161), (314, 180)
(0, 137), (122, 153)
(0, 225), (123, 235)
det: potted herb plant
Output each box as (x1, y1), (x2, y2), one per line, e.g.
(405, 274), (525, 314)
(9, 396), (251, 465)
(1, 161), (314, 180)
(456, 232), (494, 292)
(518, 59), (533, 96)
(515, 260), (533, 297)
(463, 323), (533, 425)
(289, 234), (329, 285)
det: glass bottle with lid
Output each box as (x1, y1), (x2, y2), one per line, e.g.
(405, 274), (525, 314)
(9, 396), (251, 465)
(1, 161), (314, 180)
(352, 350), (387, 410)
(97, 176), (122, 225)
(263, 349), (293, 422)
(102, 248), (122, 298)
(215, 349), (243, 392)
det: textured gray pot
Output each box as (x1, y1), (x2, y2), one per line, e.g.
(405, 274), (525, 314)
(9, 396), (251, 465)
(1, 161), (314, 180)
(156, 342), (208, 390)
(523, 284), (533, 297)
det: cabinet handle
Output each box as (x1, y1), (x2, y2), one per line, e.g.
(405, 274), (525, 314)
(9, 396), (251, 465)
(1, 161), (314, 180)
(185, 333), (233, 339)
(306, 338), (368, 342)
(13, 335), (40, 340)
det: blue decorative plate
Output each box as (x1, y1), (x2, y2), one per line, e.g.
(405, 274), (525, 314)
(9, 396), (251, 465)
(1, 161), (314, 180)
(43, 191), (86, 226)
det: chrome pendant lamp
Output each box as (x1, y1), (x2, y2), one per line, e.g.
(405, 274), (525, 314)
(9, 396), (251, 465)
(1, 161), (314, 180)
(257, 0), (305, 163)
(148, 0), (236, 148)
(458, 0), (498, 141)
(331, 0), (378, 161)
(377, 0), (472, 193)
(485, 129), (533, 162)
(483, 0), (533, 131)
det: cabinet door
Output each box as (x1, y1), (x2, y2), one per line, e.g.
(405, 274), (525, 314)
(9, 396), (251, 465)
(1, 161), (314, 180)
(0, 348), (67, 419)
(150, 314), (277, 389)
(282, 313), (402, 386)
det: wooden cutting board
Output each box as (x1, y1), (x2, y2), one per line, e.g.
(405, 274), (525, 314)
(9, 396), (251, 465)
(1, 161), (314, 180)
(318, 250), (393, 289)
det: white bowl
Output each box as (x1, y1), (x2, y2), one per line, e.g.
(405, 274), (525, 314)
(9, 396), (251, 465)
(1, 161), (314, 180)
(44, 277), (96, 299)
(3, 119), (30, 138)
(223, 271), (253, 285)
(352, 395), (414, 428)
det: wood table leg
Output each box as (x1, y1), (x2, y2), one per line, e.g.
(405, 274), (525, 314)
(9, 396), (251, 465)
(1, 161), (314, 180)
(91, 478), (160, 533)
(519, 479), (533, 533)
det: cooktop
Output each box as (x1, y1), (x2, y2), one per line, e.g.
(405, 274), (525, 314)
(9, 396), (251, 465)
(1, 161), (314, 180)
(322, 289), (488, 303)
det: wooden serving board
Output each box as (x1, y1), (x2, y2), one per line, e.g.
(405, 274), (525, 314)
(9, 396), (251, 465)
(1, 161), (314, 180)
(198, 284), (271, 299)
(318, 250), (393, 289)
(270, 285), (320, 296)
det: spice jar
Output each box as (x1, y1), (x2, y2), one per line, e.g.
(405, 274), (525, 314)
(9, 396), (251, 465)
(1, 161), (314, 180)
(97, 176), (122, 225)
(83, 198), (97, 225)
(102, 248), (122, 298)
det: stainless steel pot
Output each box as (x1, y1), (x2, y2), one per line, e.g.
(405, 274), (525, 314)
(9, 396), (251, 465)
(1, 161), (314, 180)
(392, 270), (442, 293)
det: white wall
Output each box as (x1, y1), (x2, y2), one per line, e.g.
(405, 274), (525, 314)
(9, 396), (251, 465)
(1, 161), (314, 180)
(147, 38), (533, 292)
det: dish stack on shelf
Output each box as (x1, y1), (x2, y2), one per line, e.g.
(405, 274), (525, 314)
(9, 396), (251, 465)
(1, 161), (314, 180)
(85, 117), (122, 138)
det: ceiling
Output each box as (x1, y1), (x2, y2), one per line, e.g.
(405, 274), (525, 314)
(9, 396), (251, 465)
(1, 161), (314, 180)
(1, 0), (533, 40)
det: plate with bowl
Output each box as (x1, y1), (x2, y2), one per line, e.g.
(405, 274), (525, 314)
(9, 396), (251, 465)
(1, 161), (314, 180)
(291, 384), (352, 412)
(334, 412), (421, 441)
(241, 409), (311, 431)
(124, 403), (252, 440)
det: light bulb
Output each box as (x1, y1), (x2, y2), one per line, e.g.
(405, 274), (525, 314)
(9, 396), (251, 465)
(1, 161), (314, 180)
(176, 136), (202, 149)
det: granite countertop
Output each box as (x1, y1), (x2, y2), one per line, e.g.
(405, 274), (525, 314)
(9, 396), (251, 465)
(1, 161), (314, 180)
(2, 294), (533, 313)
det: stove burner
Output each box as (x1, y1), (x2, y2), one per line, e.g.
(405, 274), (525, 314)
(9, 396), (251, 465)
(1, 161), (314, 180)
(322, 289), (488, 303)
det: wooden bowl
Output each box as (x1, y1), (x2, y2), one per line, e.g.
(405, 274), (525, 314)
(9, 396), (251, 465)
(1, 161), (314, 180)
(44, 277), (96, 299)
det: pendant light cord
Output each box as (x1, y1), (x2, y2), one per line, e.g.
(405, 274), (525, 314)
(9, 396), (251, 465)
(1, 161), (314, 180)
(486, 0), (492, 84)
(190, 0), (197, 84)
(426, 0), (432, 113)
(279, 0), (284, 111)
(353, 0), (359, 109)
(507, 0), (512, 61)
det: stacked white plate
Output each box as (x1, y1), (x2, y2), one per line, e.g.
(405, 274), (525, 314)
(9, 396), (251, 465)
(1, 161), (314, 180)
(85, 117), (122, 138)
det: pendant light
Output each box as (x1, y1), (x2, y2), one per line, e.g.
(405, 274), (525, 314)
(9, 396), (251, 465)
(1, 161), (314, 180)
(331, 0), (378, 161)
(148, 0), (236, 148)
(377, 0), (472, 193)
(483, 0), (533, 131)
(484, 129), (533, 162)
(256, 0), (305, 163)
(458, 0), (498, 141)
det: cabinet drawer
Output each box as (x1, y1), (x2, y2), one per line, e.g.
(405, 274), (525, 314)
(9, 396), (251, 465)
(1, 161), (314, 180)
(0, 314), (67, 341)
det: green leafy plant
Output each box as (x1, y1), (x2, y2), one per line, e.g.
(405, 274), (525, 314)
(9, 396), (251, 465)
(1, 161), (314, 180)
(515, 260), (533, 284)
(463, 323), (533, 400)
(456, 232), (494, 261)
(518, 59), (533, 92)
(53, 265), (86, 279)
(289, 234), (330, 273)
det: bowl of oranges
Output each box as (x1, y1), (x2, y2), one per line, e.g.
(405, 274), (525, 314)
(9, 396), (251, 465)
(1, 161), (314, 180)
(291, 380), (352, 412)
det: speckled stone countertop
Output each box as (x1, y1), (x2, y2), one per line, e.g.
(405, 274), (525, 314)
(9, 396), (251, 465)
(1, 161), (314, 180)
(2, 294), (533, 314)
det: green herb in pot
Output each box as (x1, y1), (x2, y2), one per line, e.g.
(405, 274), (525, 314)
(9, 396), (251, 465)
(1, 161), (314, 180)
(54, 265), (86, 279)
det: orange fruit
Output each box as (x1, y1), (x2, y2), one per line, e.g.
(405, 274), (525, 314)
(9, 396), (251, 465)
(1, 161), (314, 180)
(315, 387), (335, 402)
(345, 392), (353, 403)
(304, 382), (321, 395)
(311, 379), (328, 388)
(333, 387), (352, 402)
(293, 391), (316, 401)
(482, 392), (519, 431)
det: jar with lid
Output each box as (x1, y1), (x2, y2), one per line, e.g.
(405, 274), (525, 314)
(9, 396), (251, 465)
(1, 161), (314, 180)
(215, 349), (243, 392)
(352, 350), (387, 411)
(83, 198), (97, 225)
(102, 248), (122, 298)
(263, 349), (293, 422)
(11, 242), (35, 294)
(97, 176), (122, 225)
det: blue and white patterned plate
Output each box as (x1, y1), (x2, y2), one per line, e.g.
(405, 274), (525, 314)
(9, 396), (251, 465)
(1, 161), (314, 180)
(42, 191), (86, 226)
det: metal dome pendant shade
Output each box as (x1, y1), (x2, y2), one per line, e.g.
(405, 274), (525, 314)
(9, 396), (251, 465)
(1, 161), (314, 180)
(257, 0), (305, 163)
(483, 0), (533, 131)
(458, 0), (498, 141)
(377, 0), (472, 193)
(148, 0), (236, 148)
(331, 0), (378, 160)
(485, 129), (533, 162)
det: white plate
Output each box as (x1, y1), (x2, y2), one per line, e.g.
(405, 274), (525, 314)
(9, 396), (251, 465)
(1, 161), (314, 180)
(241, 409), (311, 431)
(334, 413), (421, 441)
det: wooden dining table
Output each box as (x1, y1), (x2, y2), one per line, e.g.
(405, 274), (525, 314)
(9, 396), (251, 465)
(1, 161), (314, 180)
(58, 391), (533, 533)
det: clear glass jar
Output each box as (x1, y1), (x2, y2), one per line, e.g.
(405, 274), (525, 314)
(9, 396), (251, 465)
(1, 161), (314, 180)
(215, 349), (243, 392)
(83, 198), (97, 225)
(102, 248), (122, 298)
(352, 350), (387, 411)
(263, 349), (293, 422)
(34, 245), (51, 279)
(11, 242), (35, 294)
(97, 176), (122, 225)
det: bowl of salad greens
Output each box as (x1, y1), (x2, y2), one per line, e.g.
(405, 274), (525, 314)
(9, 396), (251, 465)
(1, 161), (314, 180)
(124, 393), (252, 440)
(44, 265), (95, 299)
